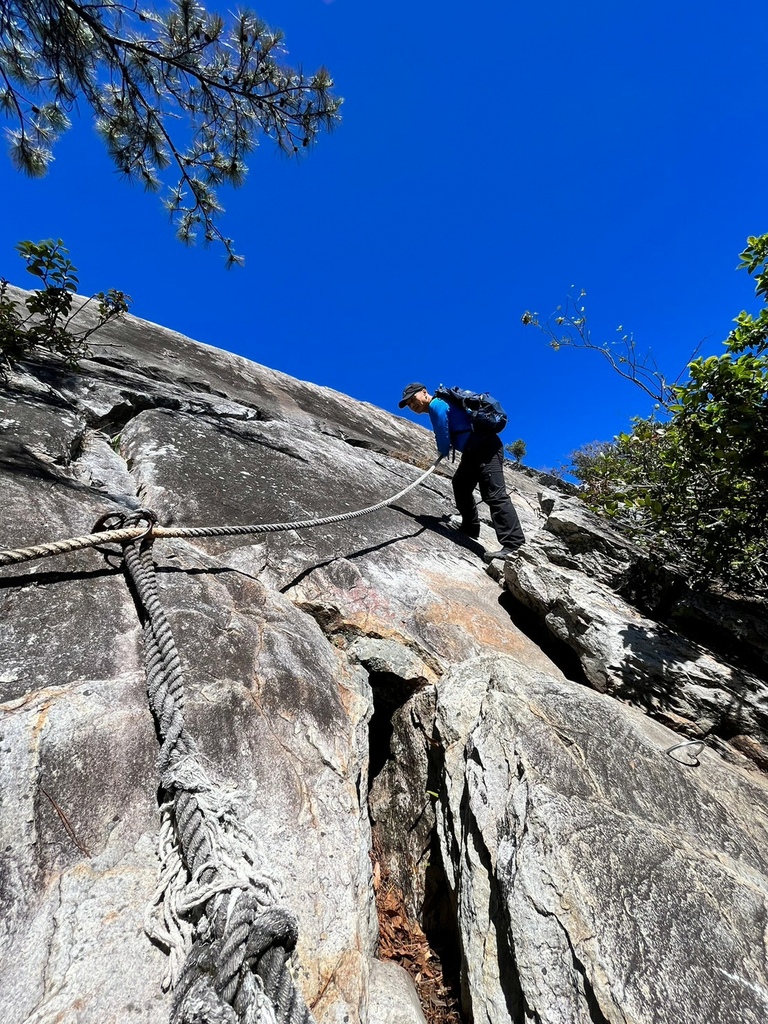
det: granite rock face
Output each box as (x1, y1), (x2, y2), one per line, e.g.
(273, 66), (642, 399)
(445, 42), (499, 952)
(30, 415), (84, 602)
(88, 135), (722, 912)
(2, 295), (768, 1024)
(503, 506), (768, 767)
(432, 655), (768, 1024)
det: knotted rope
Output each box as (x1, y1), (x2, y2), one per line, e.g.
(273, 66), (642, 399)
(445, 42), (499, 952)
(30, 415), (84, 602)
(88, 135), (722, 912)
(0, 457), (442, 568)
(122, 512), (312, 1024)
(0, 455), (444, 1021)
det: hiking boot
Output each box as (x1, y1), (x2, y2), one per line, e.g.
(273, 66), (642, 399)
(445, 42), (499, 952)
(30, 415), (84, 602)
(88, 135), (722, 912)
(482, 546), (521, 563)
(446, 516), (480, 540)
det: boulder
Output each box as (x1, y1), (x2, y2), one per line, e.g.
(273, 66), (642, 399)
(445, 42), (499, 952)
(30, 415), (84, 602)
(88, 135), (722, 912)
(368, 960), (427, 1024)
(504, 530), (768, 767)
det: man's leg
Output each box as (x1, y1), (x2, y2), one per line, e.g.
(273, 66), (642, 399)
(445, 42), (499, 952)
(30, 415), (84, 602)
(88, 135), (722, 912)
(477, 438), (525, 550)
(451, 448), (482, 536)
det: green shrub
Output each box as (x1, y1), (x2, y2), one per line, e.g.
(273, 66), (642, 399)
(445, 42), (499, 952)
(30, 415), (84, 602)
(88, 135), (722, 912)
(568, 234), (768, 595)
(505, 438), (527, 464)
(0, 239), (130, 367)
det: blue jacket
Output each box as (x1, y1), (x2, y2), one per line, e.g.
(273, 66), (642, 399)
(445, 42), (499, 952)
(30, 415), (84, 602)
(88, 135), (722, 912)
(428, 397), (473, 457)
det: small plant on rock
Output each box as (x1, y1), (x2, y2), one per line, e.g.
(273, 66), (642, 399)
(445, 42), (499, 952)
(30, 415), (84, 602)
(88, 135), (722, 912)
(0, 239), (130, 368)
(505, 438), (527, 464)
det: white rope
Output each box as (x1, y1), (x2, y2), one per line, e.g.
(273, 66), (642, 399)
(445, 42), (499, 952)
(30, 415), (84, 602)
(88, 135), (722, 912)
(0, 457), (443, 568)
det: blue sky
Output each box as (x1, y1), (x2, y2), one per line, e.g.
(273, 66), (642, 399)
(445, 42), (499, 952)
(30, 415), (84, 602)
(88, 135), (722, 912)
(2, 0), (766, 472)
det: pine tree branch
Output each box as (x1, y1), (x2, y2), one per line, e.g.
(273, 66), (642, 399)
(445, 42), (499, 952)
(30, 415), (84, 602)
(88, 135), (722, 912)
(0, 0), (341, 258)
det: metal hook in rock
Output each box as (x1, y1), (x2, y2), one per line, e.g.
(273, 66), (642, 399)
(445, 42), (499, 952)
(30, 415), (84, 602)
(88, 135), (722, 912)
(665, 739), (705, 766)
(128, 508), (158, 543)
(92, 511), (127, 534)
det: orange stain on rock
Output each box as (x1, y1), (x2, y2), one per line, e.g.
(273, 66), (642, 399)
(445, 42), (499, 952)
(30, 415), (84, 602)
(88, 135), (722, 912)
(421, 572), (563, 676)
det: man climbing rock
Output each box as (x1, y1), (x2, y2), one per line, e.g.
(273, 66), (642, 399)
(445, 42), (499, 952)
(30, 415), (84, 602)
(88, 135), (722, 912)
(399, 382), (525, 561)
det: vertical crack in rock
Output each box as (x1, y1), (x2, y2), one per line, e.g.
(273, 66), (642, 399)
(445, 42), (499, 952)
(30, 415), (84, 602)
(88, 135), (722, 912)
(27, 871), (64, 1022)
(68, 427), (144, 511)
(418, 824), (464, 1021)
(555, 916), (613, 1024)
(367, 669), (425, 785)
(241, 601), (458, 1020)
(460, 773), (530, 1024)
(66, 424), (87, 466)
(522, 893), (615, 1024)
(367, 679), (466, 1022)
(497, 590), (590, 686)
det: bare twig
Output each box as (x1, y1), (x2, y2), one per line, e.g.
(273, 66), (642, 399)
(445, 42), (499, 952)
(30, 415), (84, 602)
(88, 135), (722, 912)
(39, 782), (92, 857)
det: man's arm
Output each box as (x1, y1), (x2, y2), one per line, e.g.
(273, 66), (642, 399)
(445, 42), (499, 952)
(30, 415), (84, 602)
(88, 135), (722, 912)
(428, 398), (452, 456)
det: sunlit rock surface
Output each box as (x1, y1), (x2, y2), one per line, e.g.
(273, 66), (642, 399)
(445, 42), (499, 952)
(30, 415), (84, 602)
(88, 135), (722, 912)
(434, 655), (768, 1024)
(1, 294), (767, 1024)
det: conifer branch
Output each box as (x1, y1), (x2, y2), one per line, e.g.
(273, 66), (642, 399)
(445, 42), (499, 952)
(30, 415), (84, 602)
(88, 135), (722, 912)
(0, 0), (342, 261)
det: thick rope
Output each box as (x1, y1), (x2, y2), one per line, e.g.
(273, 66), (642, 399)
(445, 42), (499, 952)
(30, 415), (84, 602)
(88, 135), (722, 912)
(122, 518), (313, 1024)
(1, 455), (443, 1020)
(0, 458), (442, 568)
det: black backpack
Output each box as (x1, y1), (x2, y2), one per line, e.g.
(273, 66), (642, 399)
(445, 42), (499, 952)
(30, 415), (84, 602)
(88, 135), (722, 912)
(434, 385), (508, 434)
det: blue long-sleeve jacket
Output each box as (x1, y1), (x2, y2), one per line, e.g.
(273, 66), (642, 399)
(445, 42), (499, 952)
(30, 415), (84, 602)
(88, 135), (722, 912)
(428, 397), (473, 457)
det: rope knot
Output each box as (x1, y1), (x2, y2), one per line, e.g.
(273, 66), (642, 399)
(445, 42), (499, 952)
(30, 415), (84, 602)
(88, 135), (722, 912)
(92, 508), (158, 553)
(205, 897), (296, 1004)
(243, 905), (299, 961)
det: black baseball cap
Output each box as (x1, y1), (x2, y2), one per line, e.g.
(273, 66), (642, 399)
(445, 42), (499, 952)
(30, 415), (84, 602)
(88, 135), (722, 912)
(398, 382), (427, 408)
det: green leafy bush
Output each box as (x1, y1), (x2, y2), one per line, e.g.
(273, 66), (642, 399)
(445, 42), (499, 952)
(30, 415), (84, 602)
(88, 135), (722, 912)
(568, 235), (768, 595)
(0, 239), (130, 367)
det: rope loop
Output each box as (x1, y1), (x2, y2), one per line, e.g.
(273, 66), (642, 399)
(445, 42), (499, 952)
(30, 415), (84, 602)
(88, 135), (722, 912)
(95, 507), (157, 543)
(92, 511), (127, 534)
(129, 509), (159, 547)
(0, 456), (445, 1022)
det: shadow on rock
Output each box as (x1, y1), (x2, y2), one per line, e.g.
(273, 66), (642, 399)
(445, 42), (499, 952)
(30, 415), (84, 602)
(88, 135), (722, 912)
(395, 510), (486, 560)
(279, 522), (432, 593)
(617, 620), (768, 752)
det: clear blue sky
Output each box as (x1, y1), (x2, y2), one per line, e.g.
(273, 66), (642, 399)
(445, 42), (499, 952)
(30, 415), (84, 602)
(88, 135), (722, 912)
(2, 0), (766, 472)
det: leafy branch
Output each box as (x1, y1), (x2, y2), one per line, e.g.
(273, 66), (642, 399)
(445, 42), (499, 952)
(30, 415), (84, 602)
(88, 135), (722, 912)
(726, 234), (768, 355)
(560, 233), (768, 596)
(0, 238), (130, 367)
